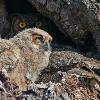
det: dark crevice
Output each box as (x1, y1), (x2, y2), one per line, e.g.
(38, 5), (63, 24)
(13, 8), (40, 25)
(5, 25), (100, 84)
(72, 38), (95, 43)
(4, 0), (36, 14)
(3, 0), (75, 47)
(96, 0), (100, 3)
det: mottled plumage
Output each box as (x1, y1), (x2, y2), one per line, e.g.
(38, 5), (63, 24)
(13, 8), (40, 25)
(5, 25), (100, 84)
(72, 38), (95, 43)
(0, 28), (52, 91)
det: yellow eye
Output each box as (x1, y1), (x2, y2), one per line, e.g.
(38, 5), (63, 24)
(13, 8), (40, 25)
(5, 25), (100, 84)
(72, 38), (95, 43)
(36, 21), (42, 27)
(19, 22), (26, 28)
(32, 34), (43, 44)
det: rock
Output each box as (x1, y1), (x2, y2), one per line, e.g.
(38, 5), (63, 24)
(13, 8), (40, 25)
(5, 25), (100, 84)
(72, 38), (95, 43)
(49, 51), (100, 70)
(0, 49), (100, 99)
(28, 0), (100, 53)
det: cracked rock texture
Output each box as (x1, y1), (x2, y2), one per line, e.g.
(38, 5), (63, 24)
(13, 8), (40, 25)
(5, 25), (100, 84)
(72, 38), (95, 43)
(28, 0), (100, 53)
(0, 47), (100, 99)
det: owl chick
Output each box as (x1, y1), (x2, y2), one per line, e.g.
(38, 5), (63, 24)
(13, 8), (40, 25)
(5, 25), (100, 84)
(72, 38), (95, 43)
(0, 28), (52, 91)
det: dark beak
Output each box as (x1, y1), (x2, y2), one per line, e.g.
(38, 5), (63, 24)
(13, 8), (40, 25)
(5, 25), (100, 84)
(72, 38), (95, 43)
(44, 43), (51, 51)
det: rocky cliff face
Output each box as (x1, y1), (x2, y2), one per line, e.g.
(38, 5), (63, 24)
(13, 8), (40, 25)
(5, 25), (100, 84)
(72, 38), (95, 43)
(0, 49), (100, 99)
(28, 0), (100, 53)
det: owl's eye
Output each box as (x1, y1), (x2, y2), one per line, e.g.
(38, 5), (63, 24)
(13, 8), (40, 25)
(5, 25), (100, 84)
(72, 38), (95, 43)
(35, 35), (43, 43)
(36, 21), (42, 27)
(32, 34), (43, 44)
(19, 21), (26, 29)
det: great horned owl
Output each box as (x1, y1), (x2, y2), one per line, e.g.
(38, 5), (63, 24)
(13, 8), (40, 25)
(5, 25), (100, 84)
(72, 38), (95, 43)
(0, 28), (52, 91)
(1, 12), (73, 47)
(1, 13), (48, 39)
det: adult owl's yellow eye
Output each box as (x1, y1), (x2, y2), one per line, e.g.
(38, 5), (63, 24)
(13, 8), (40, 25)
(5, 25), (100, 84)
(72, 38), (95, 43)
(19, 22), (26, 28)
(36, 21), (42, 27)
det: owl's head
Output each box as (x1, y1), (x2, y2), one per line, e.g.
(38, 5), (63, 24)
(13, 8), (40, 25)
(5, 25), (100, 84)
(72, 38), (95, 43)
(31, 28), (52, 51)
(12, 28), (52, 52)
(9, 13), (47, 37)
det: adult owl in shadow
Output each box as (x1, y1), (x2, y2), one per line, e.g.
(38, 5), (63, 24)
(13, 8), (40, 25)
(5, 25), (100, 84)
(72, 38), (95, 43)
(2, 12), (72, 46)
(2, 13), (48, 39)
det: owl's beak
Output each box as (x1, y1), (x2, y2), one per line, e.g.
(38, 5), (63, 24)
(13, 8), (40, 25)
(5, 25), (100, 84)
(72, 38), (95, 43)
(44, 43), (51, 51)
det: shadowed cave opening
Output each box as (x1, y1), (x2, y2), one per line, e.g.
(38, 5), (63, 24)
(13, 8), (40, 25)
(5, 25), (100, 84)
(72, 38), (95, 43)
(4, 0), (35, 13)
(4, 0), (98, 57)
